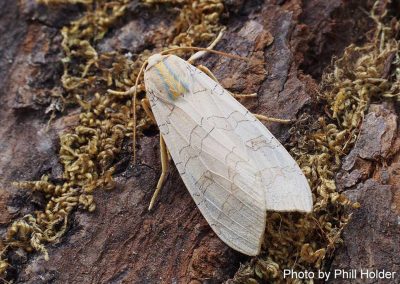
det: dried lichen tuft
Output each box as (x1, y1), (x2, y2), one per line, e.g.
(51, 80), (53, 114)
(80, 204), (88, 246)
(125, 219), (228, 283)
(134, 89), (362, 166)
(0, 0), (224, 281)
(229, 1), (400, 283)
(37, 0), (93, 4)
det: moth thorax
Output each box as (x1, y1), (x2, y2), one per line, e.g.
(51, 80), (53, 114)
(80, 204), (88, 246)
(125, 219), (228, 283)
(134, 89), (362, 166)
(147, 54), (166, 70)
(148, 55), (190, 100)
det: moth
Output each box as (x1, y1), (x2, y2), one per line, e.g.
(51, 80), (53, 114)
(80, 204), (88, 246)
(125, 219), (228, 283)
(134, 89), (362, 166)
(114, 44), (313, 256)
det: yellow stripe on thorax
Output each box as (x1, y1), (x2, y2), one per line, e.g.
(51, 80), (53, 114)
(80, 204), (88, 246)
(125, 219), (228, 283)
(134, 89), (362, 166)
(154, 61), (189, 100)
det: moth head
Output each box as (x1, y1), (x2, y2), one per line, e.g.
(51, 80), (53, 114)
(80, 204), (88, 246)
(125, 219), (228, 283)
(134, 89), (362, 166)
(146, 54), (168, 70)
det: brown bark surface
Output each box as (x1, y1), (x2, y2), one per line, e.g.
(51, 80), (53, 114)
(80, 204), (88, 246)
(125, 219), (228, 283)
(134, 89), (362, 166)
(329, 104), (400, 283)
(0, 0), (398, 283)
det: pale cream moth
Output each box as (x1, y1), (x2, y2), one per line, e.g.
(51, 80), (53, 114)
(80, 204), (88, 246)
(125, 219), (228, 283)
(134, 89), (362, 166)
(132, 51), (314, 256)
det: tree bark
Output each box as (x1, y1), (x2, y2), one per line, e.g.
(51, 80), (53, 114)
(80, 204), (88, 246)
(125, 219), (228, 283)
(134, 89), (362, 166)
(0, 0), (398, 283)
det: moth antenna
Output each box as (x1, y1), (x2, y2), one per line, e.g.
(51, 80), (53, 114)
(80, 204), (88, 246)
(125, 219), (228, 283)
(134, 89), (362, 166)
(160, 47), (263, 65)
(132, 59), (148, 164)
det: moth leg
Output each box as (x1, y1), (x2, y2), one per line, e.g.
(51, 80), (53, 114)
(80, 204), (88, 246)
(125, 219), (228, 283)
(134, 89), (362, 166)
(148, 134), (169, 211)
(197, 64), (257, 99)
(231, 93), (258, 99)
(197, 64), (219, 81)
(143, 98), (171, 210)
(107, 84), (143, 96)
(254, 114), (291, 124)
(142, 98), (172, 161)
(141, 98), (156, 124)
(188, 27), (226, 64)
(142, 98), (171, 161)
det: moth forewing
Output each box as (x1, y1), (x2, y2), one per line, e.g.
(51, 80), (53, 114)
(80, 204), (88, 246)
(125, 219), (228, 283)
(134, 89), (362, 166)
(143, 54), (313, 255)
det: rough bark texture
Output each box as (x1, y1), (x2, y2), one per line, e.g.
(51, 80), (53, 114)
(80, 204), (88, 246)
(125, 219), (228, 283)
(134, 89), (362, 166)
(330, 103), (400, 283)
(0, 0), (398, 283)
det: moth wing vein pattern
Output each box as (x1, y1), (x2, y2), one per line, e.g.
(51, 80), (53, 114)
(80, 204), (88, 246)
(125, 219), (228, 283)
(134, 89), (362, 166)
(143, 54), (313, 256)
